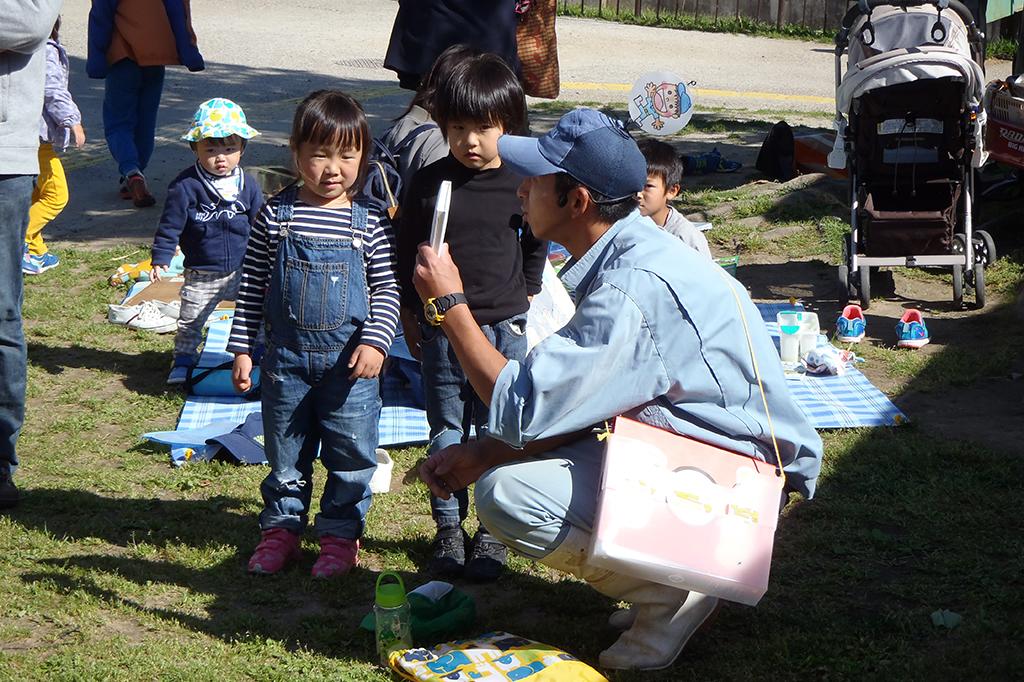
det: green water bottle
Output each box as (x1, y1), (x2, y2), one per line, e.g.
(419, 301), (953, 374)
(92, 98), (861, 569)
(374, 572), (412, 665)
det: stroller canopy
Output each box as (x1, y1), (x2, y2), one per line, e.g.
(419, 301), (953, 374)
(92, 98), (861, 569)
(838, 5), (984, 114)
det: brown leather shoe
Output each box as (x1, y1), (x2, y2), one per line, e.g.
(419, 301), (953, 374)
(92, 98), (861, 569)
(126, 174), (155, 207)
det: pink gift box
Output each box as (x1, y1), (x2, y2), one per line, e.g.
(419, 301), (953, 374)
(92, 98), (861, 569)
(590, 418), (785, 606)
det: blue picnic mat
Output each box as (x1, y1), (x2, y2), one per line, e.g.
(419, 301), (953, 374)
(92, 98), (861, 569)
(147, 302), (904, 464)
(147, 317), (430, 464)
(754, 302), (905, 428)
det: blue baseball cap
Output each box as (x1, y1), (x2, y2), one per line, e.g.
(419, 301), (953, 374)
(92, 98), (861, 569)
(497, 108), (647, 201)
(206, 412), (266, 465)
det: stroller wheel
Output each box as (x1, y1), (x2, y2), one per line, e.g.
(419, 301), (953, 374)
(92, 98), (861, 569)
(952, 263), (964, 308)
(858, 266), (871, 310)
(974, 261), (986, 309)
(972, 230), (997, 267)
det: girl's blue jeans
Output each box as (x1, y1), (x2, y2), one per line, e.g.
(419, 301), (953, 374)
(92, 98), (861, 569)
(102, 59), (165, 178)
(258, 342), (381, 538)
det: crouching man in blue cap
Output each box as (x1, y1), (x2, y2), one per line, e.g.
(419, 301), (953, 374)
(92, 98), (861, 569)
(413, 108), (823, 671)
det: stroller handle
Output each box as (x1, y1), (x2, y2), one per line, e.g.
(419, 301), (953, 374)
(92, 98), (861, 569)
(836, 0), (982, 48)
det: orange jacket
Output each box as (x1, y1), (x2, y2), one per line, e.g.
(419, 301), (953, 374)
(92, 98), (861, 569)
(87, 0), (204, 76)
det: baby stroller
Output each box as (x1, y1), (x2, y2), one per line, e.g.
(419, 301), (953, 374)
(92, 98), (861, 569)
(829, 0), (993, 309)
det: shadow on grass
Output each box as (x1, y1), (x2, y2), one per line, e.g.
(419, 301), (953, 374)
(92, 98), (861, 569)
(27, 341), (179, 398)
(7, 488), (617, 668)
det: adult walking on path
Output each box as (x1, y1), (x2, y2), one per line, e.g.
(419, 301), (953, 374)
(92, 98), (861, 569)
(383, 0), (520, 90)
(86, 0), (204, 207)
(413, 109), (823, 670)
(0, 0), (64, 510)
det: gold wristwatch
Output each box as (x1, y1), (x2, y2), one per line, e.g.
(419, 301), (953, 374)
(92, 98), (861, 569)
(424, 293), (468, 326)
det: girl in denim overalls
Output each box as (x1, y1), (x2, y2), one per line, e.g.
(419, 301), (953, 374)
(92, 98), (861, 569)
(227, 91), (401, 578)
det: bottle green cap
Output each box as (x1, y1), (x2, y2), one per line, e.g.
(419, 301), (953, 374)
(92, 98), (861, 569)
(375, 572), (407, 608)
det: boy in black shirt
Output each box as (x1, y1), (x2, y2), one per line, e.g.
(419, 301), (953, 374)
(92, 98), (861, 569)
(397, 53), (547, 581)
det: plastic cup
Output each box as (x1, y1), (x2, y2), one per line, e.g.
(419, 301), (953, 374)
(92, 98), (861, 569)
(798, 313), (819, 356)
(780, 333), (800, 363)
(777, 311), (802, 336)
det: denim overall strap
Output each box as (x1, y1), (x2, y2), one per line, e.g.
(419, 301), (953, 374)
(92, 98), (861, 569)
(274, 184), (299, 224)
(264, 196), (370, 352)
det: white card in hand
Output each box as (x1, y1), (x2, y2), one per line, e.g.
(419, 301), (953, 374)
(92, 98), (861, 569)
(429, 180), (452, 253)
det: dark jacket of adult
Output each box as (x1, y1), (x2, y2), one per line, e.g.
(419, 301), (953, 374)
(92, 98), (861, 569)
(384, 0), (520, 90)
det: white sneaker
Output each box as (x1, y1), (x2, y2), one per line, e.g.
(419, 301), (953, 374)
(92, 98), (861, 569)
(107, 303), (142, 325)
(153, 300), (181, 320)
(127, 301), (177, 333)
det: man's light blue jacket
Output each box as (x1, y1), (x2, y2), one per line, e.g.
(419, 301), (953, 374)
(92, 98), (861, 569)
(489, 210), (824, 499)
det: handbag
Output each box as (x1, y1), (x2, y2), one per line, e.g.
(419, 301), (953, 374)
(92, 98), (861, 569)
(589, 267), (786, 606)
(516, 0), (560, 99)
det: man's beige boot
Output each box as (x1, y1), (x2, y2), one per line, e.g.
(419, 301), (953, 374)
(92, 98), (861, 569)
(595, 584), (720, 670)
(538, 526), (720, 671)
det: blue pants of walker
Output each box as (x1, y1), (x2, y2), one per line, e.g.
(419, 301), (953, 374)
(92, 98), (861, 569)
(258, 343), (381, 538)
(102, 59), (165, 178)
(0, 175), (32, 477)
(474, 434), (605, 559)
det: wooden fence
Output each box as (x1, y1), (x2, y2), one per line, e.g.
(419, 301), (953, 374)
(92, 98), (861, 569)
(560, 0), (1012, 37)
(559, 0), (851, 31)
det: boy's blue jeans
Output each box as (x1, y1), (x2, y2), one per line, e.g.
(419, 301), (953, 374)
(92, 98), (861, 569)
(102, 59), (165, 178)
(258, 342), (381, 539)
(420, 314), (528, 529)
(0, 175), (32, 478)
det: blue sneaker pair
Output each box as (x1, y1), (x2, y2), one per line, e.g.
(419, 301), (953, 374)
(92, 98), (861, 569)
(22, 249), (59, 275)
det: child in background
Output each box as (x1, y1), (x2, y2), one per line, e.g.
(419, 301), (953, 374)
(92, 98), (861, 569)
(229, 90), (400, 578)
(86, 0), (205, 207)
(23, 17), (86, 276)
(636, 138), (712, 259)
(150, 98), (263, 385)
(379, 44), (479, 196)
(397, 53), (547, 582)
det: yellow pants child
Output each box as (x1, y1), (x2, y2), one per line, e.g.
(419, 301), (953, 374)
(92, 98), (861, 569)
(26, 143), (69, 257)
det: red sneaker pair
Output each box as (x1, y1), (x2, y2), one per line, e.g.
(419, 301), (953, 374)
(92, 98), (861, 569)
(247, 528), (358, 578)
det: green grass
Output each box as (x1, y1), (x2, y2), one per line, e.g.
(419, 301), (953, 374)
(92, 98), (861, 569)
(2, 246), (1023, 679)
(987, 37), (1018, 62)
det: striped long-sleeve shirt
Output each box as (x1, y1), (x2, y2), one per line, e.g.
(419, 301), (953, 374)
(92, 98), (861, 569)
(227, 195), (401, 355)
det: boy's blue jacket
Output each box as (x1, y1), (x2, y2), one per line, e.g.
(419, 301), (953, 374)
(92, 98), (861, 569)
(151, 165), (263, 271)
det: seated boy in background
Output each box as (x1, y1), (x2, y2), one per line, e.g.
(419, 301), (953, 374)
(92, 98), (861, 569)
(636, 138), (712, 259)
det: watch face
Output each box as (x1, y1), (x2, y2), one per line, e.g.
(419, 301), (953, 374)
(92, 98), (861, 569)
(424, 302), (440, 321)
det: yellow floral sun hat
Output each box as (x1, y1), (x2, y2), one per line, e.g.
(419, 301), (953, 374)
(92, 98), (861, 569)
(181, 98), (260, 142)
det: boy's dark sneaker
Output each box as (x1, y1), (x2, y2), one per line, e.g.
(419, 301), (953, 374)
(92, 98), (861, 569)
(0, 471), (19, 510)
(126, 174), (156, 208)
(464, 529), (507, 582)
(428, 525), (469, 577)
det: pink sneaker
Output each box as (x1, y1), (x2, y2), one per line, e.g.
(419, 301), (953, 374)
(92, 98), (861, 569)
(311, 536), (359, 578)
(247, 528), (301, 575)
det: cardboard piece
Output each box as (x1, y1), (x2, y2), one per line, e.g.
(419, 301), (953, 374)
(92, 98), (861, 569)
(124, 278), (234, 309)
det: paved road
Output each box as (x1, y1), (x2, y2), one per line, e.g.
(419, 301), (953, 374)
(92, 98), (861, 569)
(49, 1), (1009, 248)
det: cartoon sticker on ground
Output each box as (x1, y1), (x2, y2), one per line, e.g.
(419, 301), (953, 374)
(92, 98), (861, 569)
(629, 71), (694, 136)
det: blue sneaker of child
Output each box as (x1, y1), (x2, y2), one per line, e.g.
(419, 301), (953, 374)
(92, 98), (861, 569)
(166, 364), (190, 386)
(896, 309), (930, 349)
(835, 304), (866, 343)
(21, 250), (42, 276)
(29, 251), (60, 274)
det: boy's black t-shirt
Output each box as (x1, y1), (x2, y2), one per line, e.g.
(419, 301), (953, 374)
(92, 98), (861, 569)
(397, 154), (548, 326)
